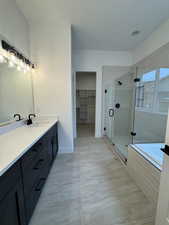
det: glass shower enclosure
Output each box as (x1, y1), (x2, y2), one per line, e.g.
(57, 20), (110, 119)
(133, 68), (169, 144)
(109, 65), (169, 164)
(111, 71), (135, 159)
(132, 68), (169, 166)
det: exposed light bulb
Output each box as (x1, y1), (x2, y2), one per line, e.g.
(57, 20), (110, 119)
(23, 69), (27, 74)
(17, 65), (21, 71)
(10, 54), (16, 63)
(31, 68), (35, 74)
(11, 54), (15, 61)
(5, 51), (10, 60)
(15, 58), (21, 67)
(8, 61), (14, 68)
(3, 51), (7, 58)
(18, 59), (21, 66)
(20, 61), (24, 68)
(26, 65), (30, 71)
(0, 55), (4, 63)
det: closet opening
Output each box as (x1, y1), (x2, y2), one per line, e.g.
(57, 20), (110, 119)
(76, 72), (96, 137)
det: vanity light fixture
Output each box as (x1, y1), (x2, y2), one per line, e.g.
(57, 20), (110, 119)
(0, 40), (36, 73)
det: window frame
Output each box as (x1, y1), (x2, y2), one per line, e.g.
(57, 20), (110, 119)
(135, 68), (169, 115)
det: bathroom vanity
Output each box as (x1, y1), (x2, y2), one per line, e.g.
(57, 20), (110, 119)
(0, 119), (58, 225)
(0, 36), (60, 225)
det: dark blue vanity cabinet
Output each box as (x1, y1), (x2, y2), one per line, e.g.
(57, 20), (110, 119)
(48, 124), (59, 161)
(0, 160), (26, 225)
(22, 138), (51, 223)
(0, 122), (58, 225)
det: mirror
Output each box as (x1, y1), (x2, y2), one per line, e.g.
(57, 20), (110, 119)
(0, 59), (34, 124)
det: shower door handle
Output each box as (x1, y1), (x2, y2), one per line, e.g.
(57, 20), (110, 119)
(109, 109), (114, 117)
(115, 103), (120, 109)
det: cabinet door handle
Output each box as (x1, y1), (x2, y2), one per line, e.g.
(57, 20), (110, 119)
(35, 178), (46, 191)
(33, 159), (44, 170)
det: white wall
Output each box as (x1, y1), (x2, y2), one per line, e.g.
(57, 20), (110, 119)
(76, 72), (96, 90)
(102, 66), (131, 89)
(73, 50), (132, 138)
(0, 0), (30, 57)
(73, 50), (133, 70)
(132, 18), (169, 64)
(30, 22), (74, 153)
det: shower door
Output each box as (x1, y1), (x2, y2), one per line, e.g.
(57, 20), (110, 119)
(112, 73), (134, 159)
(104, 85), (115, 140)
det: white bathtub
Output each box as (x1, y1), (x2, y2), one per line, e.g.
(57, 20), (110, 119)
(127, 144), (162, 204)
(132, 143), (164, 170)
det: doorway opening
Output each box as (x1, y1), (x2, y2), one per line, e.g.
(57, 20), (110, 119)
(76, 72), (96, 137)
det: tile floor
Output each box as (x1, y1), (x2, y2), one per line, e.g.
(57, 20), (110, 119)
(30, 137), (156, 225)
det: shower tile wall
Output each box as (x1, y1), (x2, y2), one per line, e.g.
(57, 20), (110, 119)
(76, 90), (96, 124)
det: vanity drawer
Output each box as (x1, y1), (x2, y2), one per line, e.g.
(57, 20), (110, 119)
(25, 166), (49, 223)
(22, 140), (43, 170)
(22, 145), (50, 195)
(45, 123), (58, 161)
(0, 160), (21, 201)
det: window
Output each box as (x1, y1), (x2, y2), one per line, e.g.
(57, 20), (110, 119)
(136, 85), (144, 108)
(142, 70), (156, 82)
(136, 68), (169, 114)
(158, 68), (169, 113)
(159, 68), (169, 79)
(136, 70), (156, 111)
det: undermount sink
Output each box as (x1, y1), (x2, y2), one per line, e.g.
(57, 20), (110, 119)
(29, 120), (50, 127)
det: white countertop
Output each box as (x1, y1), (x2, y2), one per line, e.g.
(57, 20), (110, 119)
(0, 117), (58, 176)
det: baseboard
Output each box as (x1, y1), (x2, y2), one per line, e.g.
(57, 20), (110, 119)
(95, 133), (103, 138)
(58, 147), (74, 154)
